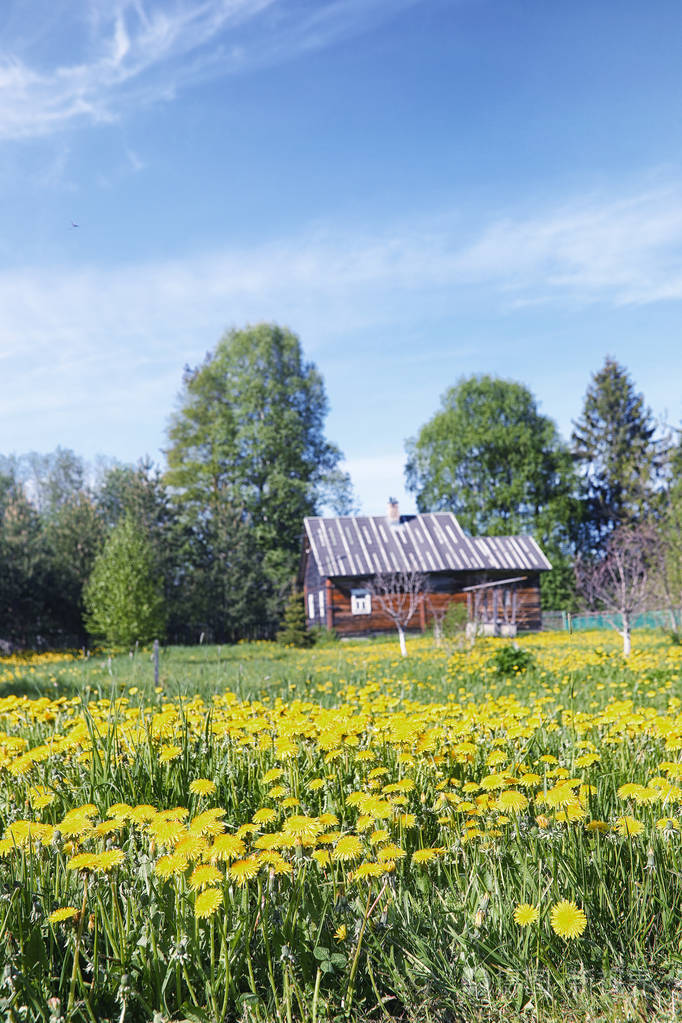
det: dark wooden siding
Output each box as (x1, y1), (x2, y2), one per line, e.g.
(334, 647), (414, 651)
(322, 571), (542, 636)
(302, 544), (328, 627)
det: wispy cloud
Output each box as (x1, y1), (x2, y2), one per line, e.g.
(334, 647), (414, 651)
(2, 180), (682, 464)
(454, 187), (682, 306)
(3, 182), (682, 370)
(0, 0), (417, 140)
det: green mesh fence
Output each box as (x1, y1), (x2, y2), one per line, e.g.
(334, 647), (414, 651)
(542, 609), (682, 632)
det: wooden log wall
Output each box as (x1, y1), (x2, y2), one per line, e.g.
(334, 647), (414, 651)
(302, 557), (544, 635)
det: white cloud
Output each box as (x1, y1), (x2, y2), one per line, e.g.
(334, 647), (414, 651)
(0, 0), (418, 140)
(452, 187), (682, 306)
(3, 182), (682, 376)
(2, 180), (682, 471)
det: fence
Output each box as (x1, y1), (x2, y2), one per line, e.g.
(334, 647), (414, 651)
(541, 608), (682, 633)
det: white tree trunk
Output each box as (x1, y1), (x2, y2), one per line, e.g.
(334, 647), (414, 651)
(397, 624), (407, 657)
(621, 623), (631, 657)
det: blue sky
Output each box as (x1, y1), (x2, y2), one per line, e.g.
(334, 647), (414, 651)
(2, 0), (682, 514)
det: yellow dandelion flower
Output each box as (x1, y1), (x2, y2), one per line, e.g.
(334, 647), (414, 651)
(189, 779), (217, 796)
(517, 773), (542, 787)
(175, 833), (209, 862)
(316, 831), (341, 846)
(495, 790), (529, 813)
(130, 805), (158, 824)
(549, 900), (587, 939)
(92, 849), (126, 872)
(195, 888), (223, 919)
(155, 853), (186, 879)
(188, 864), (223, 890)
(252, 808), (277, 825)
(190, 809), (226, 837)
(398, 813), (417, 828)
(412, 847), (446, 865)
(308, 778), (325, 791)
(334, 924), (347, 941)
(159, 744), (182, 763)
(48, 907), (79, 924)
(377, 843), (405, 862)
(283, 815), (324, 841)
(333, 835), (364, 861)
(513, 903), (539, 927)
(229, 857), (260, 886)
(656, 817), (679, 832)
(106, 803), (132, 819)
(66, 853), (98, 872)
(615, 816), (645, 837)
(351, 861), (385, 880)
(312, 849), (332, 867)
(258, 851), (292, 875)
(148, 818), (186, 848)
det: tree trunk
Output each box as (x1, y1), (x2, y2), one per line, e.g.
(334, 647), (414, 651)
(397, 624), (407, 657)
(621, 620), (631, 657)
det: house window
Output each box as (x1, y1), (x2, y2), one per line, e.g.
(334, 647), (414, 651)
(318, 590), (325, 617)
(351, 589), (372, 615)
(308, 593), (315, 619)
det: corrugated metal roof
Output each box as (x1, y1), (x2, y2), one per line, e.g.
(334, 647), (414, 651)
(304, 513), (552, 577)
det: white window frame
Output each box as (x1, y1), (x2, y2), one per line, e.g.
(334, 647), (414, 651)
(307, 593), (315, 619)
(351, 589), (372, 615)
(318, 590), (325, 617)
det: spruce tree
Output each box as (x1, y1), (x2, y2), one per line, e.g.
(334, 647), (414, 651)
(571, 358), (666, 549)
(276, 590), (313, 647)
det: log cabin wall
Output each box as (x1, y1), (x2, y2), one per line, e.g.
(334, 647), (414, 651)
(319, 571), (542, 637)
(302, 543), (328, 628)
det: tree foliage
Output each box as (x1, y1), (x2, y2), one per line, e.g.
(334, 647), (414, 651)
(165, 324), (350, 632)
(406, 375), (577, 535)
(276, 590), (313, 647)
(405, 375), (580, 608)
(571, 358), (667, 548)
(84, 514), (166, 647)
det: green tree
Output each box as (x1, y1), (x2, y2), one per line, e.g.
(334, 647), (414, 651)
(659, 435), (682, 632)
(165, 324), (350, 631)
(83, 514), (166, 647)
(43, 494), (105, 638)
(276, 590), (313, 647)
(96, 460), (190, 637)
(405, 375), (580, 607)
(0, 475), (54, 645)
(571, 358), (667, 548)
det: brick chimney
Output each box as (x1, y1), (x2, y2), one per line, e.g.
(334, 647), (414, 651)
(387, 497), (400, 525)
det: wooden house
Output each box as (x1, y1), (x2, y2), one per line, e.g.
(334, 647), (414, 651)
(299, 500), (552, 637)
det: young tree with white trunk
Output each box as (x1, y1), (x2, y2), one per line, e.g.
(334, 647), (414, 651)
(369, 571), (425, 657)
(574, 524), (660, 656)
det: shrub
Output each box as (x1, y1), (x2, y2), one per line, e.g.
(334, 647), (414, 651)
(489, 643), (537, 676)
(276, 591), (313, 647)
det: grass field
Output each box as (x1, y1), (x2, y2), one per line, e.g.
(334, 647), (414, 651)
(1, 630), (681, 1022)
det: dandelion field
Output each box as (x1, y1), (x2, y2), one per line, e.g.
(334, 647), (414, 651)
(1, 632), (682, 1023)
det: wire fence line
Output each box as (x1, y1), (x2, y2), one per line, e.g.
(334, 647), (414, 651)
(541, 608), (682, 633)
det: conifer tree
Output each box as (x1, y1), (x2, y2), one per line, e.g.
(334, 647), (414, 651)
(276, 590), (313, 647)
(571, 358), (667, 550)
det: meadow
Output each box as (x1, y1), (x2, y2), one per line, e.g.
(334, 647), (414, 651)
(1, 630), (681, 1023)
